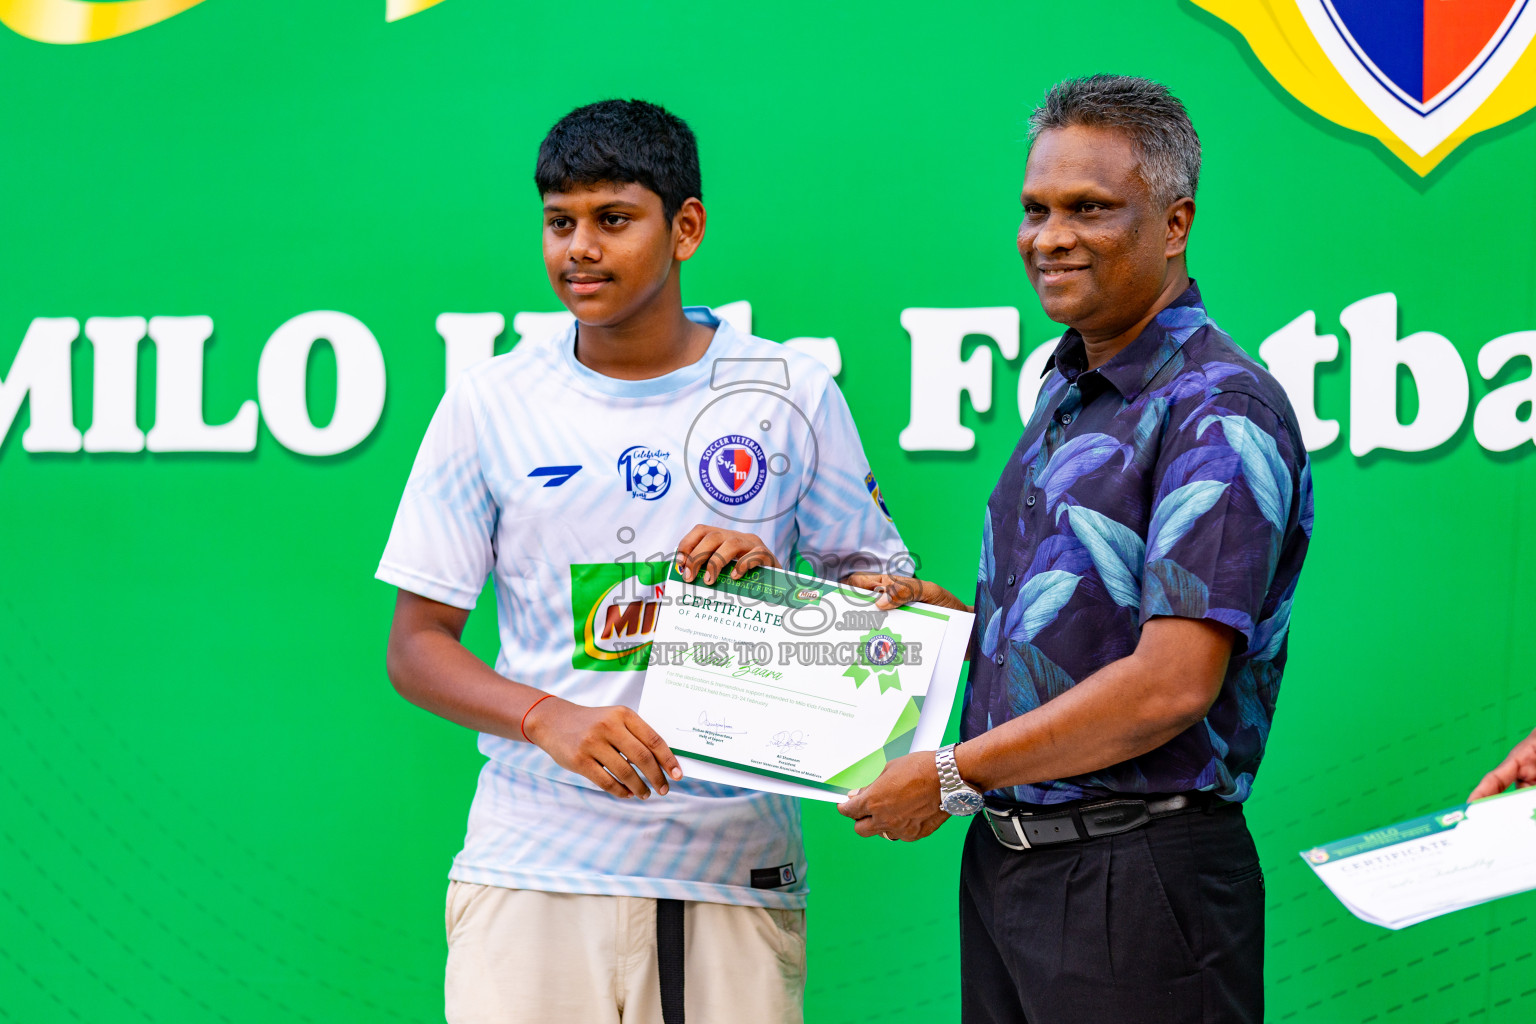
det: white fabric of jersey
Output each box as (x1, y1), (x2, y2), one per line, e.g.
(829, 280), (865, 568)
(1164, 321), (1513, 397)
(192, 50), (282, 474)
(377, 307), (907, 909)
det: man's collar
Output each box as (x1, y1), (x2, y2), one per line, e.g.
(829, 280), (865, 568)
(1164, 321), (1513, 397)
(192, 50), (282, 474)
(1044, 280), (1210, 400)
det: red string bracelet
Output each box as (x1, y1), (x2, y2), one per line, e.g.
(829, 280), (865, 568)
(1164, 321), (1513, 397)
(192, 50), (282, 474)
(520, 694), (556, 742)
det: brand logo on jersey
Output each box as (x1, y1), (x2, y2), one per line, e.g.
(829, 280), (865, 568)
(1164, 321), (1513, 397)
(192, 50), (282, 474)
(528, 465), (582, 487)
(864, 471), (893, 522)
(698, 434), (767, 505)
(750, 863), (798, 889)
(617, 446), (672, 500)
(1193, 0), (1536, 175)
(570, 560), (671, 671)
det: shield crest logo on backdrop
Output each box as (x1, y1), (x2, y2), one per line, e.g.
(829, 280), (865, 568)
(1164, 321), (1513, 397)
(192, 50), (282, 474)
(1194, 0), (1536, 175)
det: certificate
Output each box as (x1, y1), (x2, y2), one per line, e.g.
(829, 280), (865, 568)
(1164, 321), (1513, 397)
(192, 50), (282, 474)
(637, 565), (975, 802)
(1301, 785), (1536, 929)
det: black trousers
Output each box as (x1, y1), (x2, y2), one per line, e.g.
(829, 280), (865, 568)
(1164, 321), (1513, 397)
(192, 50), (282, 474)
(959, 801), (1264, 1024)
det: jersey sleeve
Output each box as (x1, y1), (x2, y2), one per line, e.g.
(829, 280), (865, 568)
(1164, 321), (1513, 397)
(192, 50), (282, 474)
(1138, 391), (1305, 647)
(789, 373), (909, 580)
(376, 377), (498, 610)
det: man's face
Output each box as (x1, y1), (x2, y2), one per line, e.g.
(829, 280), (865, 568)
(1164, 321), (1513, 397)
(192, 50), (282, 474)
(1017, 125), (1182, 337)
(542, 181), (687, 326)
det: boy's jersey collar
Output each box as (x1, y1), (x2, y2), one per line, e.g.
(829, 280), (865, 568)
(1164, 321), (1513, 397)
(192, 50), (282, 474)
(558, 305), (732, 399)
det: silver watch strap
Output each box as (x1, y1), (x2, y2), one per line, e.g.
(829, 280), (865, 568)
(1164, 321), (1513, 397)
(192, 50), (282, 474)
(936, 743), (968, 793)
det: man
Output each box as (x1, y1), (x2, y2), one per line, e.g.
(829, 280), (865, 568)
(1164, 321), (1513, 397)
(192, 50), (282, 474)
(841, 75), (1313, 1022)
(379, 99), (905, 1023)
(1470, 728), (1536, 800)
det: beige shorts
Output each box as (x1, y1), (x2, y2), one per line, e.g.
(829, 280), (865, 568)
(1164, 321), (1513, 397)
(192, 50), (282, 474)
(444, 882), (806, 1024)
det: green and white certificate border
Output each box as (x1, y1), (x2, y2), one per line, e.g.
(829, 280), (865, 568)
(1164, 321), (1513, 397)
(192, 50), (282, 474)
(657, 564), (976, 802)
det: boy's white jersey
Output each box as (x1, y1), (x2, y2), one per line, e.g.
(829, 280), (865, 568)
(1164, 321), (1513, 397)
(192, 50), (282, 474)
(377, 308), (907, 908)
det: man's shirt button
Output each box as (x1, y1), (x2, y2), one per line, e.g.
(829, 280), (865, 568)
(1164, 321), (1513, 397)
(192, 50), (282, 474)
(1026, 494), (1036, 507)
(1058, 412), (1072, 425)
(995, 654), (1005, 667)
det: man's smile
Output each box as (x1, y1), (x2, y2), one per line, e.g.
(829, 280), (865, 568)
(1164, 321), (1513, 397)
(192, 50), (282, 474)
(1035, 263), (1089, 285)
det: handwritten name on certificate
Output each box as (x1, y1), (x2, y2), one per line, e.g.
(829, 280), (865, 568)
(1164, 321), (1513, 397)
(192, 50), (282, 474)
(637, 565), (974, 801)
(1301, 785), (1536, 929)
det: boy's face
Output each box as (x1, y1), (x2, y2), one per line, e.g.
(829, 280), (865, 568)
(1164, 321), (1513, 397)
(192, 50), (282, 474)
(542, 181), (703, 326)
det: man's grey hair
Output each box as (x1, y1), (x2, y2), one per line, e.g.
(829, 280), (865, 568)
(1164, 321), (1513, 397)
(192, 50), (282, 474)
(1028, 75), (1200, 208)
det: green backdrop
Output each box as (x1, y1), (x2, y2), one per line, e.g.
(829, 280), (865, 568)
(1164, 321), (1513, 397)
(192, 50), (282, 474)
(3, 2), (1534, 1021)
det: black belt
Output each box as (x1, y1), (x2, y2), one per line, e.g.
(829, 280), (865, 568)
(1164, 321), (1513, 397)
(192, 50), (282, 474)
(657, 898), (685, 1024)
(984, 792), (1221, 851)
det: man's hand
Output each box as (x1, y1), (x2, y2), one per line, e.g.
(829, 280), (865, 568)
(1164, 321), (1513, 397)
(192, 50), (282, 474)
(837, 751), (951, 842)
(1469, 727), (1536, 801)
(524, 698), (683, 800)
(843, 573), (971, 613)
(675, 525), (779, 585)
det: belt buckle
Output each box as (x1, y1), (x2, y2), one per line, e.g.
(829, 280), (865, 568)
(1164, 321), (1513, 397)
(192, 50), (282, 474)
(984, 807), (1033, 851)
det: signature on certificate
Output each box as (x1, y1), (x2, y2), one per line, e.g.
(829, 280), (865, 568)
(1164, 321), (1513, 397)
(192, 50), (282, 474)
(768, 730), (810, 751)
(694, 710), (747, 735)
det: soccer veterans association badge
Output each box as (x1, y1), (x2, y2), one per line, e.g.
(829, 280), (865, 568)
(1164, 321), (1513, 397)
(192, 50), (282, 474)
(699, 434), (767, 506)
(1194, 0), (1536, 175)
(845, 627), (907, 694)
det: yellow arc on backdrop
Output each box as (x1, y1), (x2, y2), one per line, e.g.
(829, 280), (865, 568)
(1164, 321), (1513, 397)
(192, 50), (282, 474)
(386, 0), (447, 22)
(1192, 0), (1536, 176)
(0, 0), (446, 43)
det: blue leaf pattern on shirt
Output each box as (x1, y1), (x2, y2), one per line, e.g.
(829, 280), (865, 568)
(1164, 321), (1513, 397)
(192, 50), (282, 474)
(1007, 644), (1074, 714)
(1127, 396), (1168, 459)
(1155, 445), (1241, 501)
(1036, 433), (1123, 510)
(1025, 532), (1094, 578)
(1056, 504), (1144, 608)
(1004, 570), (1081, 643)
(1197, 413), (1292, 531)
(1143, 558), (1210, 619)
(1157, 303), (1212, 339)
(1251, 584), (1295, 663)
(1146, 480), (1228, 562)
(979, 507), (996, 585)
(1299, 460), (1315, 538)
(980, 606), (1003, 659)
(1207, 606), (1256, 638)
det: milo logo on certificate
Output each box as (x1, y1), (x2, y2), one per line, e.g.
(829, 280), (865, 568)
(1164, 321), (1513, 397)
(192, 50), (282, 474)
(570, 560), (672, 671)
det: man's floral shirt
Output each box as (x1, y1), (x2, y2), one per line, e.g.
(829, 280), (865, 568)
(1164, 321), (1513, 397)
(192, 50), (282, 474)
(962, 282), (1314, 805)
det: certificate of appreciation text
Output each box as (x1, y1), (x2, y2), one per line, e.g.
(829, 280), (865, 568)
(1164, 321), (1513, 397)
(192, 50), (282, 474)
(637, 565), (974, 802)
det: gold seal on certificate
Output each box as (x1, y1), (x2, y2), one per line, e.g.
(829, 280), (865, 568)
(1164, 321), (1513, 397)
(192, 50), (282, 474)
(637, 565), (975, 802)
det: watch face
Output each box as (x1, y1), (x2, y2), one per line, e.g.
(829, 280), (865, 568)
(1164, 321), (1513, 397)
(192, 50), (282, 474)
(941, 788), (986, 816)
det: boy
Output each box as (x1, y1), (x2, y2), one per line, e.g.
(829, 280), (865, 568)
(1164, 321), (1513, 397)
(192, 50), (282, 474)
(378, 99), (906, 1023)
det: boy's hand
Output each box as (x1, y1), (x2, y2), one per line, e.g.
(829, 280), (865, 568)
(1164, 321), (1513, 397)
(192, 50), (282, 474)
(675, 525), (779, 585)
(843, 573), (972, 613)
(523, 698), (683, 799)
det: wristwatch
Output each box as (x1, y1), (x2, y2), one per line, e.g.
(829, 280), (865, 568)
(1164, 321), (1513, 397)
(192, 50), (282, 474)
(936, 743), (985, 816)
